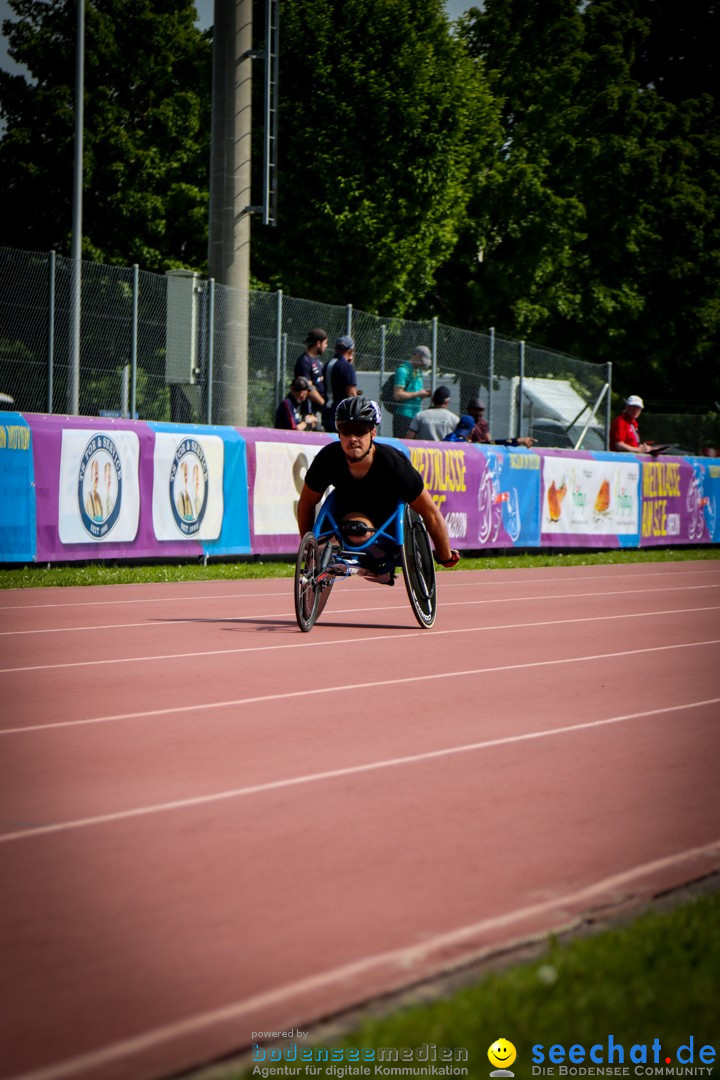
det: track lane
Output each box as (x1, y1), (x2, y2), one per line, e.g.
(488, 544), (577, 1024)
(1, 562), (719, 1080)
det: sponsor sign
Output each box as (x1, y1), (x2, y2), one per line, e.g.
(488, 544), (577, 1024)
(251, 436), (329, 545)
(152, 433), (224, 541)
(0, 413), (35, 561)
(541, 455), (640, 546)
(58, 428), (140, 544)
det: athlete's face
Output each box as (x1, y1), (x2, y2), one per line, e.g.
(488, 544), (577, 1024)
(337, 423), (375, 462)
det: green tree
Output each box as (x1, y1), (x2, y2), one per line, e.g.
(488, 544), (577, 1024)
(438, 0), (720, 406)
(0, 0), (211, 272)
(252, 0), (498, 314)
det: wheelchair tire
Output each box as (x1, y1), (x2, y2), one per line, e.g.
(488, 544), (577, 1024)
(294, 533), (322, 632)
(400, 507), (437, 629)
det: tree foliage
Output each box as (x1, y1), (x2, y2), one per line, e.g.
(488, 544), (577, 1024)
(0, 0), (211, 271)
(436, 0), (720, 405)
(251, 0), (499, 313)
(1, 0), (718, 404)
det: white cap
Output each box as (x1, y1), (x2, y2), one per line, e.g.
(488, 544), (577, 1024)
(625, 395), (644, 408)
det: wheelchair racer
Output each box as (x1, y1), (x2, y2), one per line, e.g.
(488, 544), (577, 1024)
(297, 397), (460, 584)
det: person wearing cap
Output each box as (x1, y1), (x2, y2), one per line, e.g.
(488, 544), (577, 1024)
(464, 397), (537, 448)
(610, 395), (653, 453)
(274, 376), (318, 431)
(391, 345), (432, 438)
(293, 328), (328, 413)
(321, 336), (358, 433)
(406, 385), (460, 441)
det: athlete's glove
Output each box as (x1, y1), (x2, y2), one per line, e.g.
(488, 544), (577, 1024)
(434, 549), (460, 569)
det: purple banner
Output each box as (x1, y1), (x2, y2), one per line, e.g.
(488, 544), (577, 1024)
(7, 416), (719, 562)
(27, 414), (250, 562)
(639, 457), (716, 546)
(242, 428), (333, 555)
(407, 442), (542, 548)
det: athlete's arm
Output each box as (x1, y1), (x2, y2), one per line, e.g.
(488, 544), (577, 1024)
(297, 485), (323, 538)
(409, 489), (459, 567)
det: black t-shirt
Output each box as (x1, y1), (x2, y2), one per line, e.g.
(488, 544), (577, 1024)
(305, 441), (424, 527)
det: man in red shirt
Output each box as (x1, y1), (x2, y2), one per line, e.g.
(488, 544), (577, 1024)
(610, 395), (653, 453)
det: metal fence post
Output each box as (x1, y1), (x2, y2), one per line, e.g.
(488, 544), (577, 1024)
(130, 263), (139, 420)
(431, 316), (438, 394)
(346, 304), (353, 337)
(281, 332), (288, 392)
(207, 278), (215, 425)
(47, 250), (55, 414)
(488, 326), (495, 433)
(517, 339), (525, 438)
(605, 361), (612, 450)
(275, 289), (283, 405)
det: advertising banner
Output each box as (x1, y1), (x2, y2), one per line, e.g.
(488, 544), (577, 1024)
(407, 443), (541, 548)
(640, 457), (717, 546)
(0, 412), (36, 562)
(540, 453), (641, 547)
(244, 429), (333, 554)
(7, 415), (718, 562)
(58, 427), (141, 544)
(149, 423), (250, 555)
(29, 414), (250, 561)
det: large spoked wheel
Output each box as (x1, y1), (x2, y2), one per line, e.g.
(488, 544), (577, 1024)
(294, 533), (321, 632)
(401, 507), (437, 629)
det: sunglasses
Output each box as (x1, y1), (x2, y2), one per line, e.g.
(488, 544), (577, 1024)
(341, 520), (375, 537)
(337, 422), (374, 436)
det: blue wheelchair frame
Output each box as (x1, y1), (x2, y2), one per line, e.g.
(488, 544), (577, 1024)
(312, 493), (405, 580)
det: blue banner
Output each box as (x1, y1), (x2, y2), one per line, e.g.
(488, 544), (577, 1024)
(148, 423), (251, 555)
(0, 413), (36, 562)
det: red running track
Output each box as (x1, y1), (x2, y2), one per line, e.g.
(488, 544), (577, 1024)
(0, 561), (719, 1080)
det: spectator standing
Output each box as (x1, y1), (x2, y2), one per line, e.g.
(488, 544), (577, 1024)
(321, 336), (358, 433)
(610, 395), (653, 453)
(464, 397), (536, 448)
(392, 345), (432, 438)
(406, 385), (459, 441)
(294, 328), (328, 414)
(274, 376), (318, 431)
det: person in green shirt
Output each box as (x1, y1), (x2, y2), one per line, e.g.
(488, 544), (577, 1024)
(392, 345), (432, 437)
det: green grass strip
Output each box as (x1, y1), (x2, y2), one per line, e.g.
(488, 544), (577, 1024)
(1, 547), (719, 590)
(229, 888), (720, 1079)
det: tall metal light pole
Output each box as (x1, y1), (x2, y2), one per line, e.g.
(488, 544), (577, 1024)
(207, 0), (252, 426)
(68, 0), (84, 416)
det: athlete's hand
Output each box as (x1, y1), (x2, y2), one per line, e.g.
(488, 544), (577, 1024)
(435, 549), (460, 568)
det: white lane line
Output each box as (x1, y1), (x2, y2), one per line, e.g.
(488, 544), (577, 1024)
(1, 583), (717, 637)
(4, 837), (720, 1080)
(0, 564), (718, 611)
(1, 697), (717, 842)
(1, 604), (718, 676)
(2, 640), (718, 741)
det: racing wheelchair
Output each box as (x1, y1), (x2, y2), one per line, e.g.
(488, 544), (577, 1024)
(294, 494), (437, 632)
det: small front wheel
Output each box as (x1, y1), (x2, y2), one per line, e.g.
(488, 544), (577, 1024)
(294, 533), (321, 632)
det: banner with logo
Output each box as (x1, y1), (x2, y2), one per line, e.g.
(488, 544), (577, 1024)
(149, 423), (251, 555)
(540, 453), (641, 547)
(58, 427), (141, 544)
(0, 413), (36, 562)
(407, 442), (542, 548)
(244, 429), (333, 554)
(7, 415), (720, 561)
(639, 457), (718, 546)
(28, 414), (250, 561)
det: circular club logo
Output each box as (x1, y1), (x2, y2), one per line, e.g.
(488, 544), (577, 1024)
(78, 434), (123, 539)
(170, 439), (209, 535)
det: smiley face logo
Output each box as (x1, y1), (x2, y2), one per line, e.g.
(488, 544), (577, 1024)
(488, 1038), (517, 1075)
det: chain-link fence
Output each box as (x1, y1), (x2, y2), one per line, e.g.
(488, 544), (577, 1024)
(1, 246), (612, 446)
